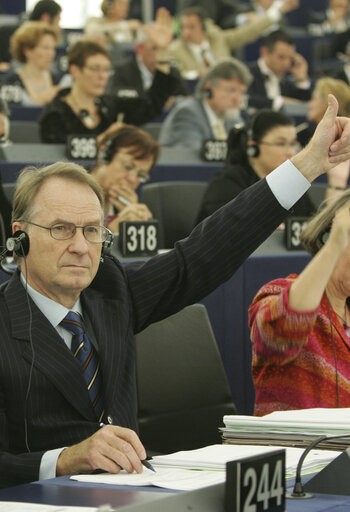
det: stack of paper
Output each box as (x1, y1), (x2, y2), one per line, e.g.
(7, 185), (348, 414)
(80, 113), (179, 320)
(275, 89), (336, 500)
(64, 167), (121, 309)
(222, 408), (350, 450)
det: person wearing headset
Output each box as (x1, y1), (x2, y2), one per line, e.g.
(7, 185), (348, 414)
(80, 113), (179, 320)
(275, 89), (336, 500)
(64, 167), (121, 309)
(158, 57), (252, 149)
(250, 189), (350, 415)
(91, 124), (158, 233)
(0, 94), (350, 488)
(39, 16), (178, 144)
(196, 109), (316, 223)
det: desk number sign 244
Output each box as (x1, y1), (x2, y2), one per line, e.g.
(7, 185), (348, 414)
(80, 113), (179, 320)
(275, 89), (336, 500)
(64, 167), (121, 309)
(225, 449), (286, 512)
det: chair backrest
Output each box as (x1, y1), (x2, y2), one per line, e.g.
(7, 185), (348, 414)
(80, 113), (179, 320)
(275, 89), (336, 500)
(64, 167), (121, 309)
(2, 182), (15, 204)
(140, 181), (208, 248)
(135, 304), (236, 454)
(309, 183), (327, 211)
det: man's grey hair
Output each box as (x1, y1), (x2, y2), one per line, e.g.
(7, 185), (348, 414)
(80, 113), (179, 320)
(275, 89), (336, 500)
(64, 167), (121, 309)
(195, 57), (252, 98)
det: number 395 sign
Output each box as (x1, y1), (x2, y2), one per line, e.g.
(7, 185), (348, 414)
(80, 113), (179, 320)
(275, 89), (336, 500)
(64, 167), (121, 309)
(225, 450), (285, 512)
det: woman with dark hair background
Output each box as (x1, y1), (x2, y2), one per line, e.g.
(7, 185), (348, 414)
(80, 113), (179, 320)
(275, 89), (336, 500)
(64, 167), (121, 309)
(196, 109), (315, 223)
(91, 123), (159, 233)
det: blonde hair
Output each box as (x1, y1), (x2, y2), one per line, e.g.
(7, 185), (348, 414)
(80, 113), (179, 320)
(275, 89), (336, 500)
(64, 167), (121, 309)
(314, 77), (350, 117)
(12, 162), (105, 225)
(301, 188), (350, 255)
(10, 21), (59, 63)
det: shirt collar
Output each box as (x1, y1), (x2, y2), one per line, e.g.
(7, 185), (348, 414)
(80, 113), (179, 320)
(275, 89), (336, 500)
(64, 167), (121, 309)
(20, 272), (82, 328)
(258, 57), (278, 80)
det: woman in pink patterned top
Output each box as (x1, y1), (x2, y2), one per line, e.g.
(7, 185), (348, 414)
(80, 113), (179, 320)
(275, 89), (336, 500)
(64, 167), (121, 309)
(249, 189), (350, 415)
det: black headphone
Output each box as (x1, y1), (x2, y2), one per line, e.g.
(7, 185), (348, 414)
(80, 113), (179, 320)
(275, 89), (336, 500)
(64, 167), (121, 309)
(6, 230), (30, 256)
(98, 127), (137, 164)
(203, 87), (213, 99)
(245, 112), (261, 159)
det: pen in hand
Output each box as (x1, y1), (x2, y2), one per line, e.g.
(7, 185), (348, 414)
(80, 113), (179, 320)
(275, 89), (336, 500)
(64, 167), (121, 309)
(99, 422), (156, 472)
(117, 195), (131, 206)
(141, 459), (156, 473)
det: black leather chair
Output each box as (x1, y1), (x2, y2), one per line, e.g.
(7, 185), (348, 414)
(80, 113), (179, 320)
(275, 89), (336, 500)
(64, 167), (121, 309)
(140, 181), (208, 248)
(135, 304), (237, 454)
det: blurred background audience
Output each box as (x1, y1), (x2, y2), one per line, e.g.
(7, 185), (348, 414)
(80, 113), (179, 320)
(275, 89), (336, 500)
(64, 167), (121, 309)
(196, 109), (315, 223)
(85, 0), (141, 46)
(1, 21), (61, 106)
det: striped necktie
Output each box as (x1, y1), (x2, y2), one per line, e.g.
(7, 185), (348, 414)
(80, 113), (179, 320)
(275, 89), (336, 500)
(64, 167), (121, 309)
(60, 311), (104, 422)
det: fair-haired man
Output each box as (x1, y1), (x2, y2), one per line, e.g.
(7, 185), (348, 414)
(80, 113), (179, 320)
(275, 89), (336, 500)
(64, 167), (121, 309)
(1, 95), (350, 488)
(159, 57), (251, 148)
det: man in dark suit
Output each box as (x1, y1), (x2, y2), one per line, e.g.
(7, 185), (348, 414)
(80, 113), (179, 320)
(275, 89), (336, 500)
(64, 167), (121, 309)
(105, 26), (189, 104)
(247, 29), (312, 110)
(0, 94), (349, 488)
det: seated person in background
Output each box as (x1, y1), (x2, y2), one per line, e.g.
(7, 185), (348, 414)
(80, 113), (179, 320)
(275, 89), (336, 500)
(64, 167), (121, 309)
(29, 0), (62, 31)
(170, 1), (298, 78)
(39, 29), (178, 143)
(85, 0), (141, 46)
(196, 110), (315, 223)
(308, 0), (350, 36)
(105, 22), (189, 108)
(250, 189), (350, 415)
(247, 29), (312, 111)
(301, 77), (350, 195)
(234, 0), (291, 32)
(91, 123), (157, 233)
(0, 0), (62, 72)
(0, 174), (12, 242)
(1, 94), (350, 488)
(175, 0), (244, 29)
(1, 22), (61, 106)
(158, 57), (251, 148)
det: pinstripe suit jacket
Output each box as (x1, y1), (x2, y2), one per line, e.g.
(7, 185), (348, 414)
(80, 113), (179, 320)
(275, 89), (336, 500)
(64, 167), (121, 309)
(0, 179), (288, 488)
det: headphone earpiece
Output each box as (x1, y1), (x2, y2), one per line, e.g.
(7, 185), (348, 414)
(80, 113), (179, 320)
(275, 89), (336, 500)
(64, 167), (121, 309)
(100, 231), (113, 261)
(97, 127), (138, 164)
(245, 111), (262, 159)
(246, 143), (260, 158)
(6, 230), (30, 256)
(203, 87), (212, 99)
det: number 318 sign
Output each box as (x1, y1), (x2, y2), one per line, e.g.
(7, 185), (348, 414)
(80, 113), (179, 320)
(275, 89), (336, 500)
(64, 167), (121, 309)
(225, 450), (285, 512)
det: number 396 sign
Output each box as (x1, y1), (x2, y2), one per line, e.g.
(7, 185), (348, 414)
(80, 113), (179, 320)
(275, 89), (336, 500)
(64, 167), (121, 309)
(225, 450), (285, 512)
(119, 220), (159, 257)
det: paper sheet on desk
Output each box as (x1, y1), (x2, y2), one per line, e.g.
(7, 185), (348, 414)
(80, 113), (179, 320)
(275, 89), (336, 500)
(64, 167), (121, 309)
(71, 467), (225, 491)
(71, 445), (341, 490)
(0, 503), (96, 511)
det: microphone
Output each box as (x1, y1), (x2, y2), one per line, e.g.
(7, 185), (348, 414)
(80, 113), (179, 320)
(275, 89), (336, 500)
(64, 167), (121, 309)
(286, 433), (350, 499)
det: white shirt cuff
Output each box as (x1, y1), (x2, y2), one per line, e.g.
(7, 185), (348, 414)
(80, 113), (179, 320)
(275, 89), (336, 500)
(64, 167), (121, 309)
(266, 160), (310, 211)
(39, 447), (66, 480)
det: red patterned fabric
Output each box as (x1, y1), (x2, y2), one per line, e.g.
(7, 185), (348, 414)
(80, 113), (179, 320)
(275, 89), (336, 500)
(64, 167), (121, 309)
(249, 274), (350, 416)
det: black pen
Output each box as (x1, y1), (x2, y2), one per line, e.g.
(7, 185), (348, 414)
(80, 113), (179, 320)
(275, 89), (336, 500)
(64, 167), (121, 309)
(141, 459), (156, 473)
(100, 423), (156, 472)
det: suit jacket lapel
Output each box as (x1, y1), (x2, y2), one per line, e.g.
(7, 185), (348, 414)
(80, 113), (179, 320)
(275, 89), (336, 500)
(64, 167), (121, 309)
(81, 287), (121, 411)
(5, 272), (96, 421)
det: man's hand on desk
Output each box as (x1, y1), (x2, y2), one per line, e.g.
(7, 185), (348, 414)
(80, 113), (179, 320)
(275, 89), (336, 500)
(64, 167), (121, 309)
(291, 94), (350, 183)
(56, 425), (146, 476)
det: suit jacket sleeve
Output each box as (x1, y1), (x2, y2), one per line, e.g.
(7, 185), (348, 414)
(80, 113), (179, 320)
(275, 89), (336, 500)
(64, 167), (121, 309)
(125, 178), (289, 333)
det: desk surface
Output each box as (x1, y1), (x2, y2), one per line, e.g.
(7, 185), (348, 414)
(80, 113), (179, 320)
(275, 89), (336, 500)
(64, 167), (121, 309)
(1, 477), (350, 511)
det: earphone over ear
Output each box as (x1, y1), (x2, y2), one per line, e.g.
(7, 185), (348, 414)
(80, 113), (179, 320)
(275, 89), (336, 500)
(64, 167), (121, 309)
(98, 128), (137, 164)
(245, 112), (261, 159)
(203, 87), (213, 99)
(6, 230), (30, 256)
(100, 230), (114, 262)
